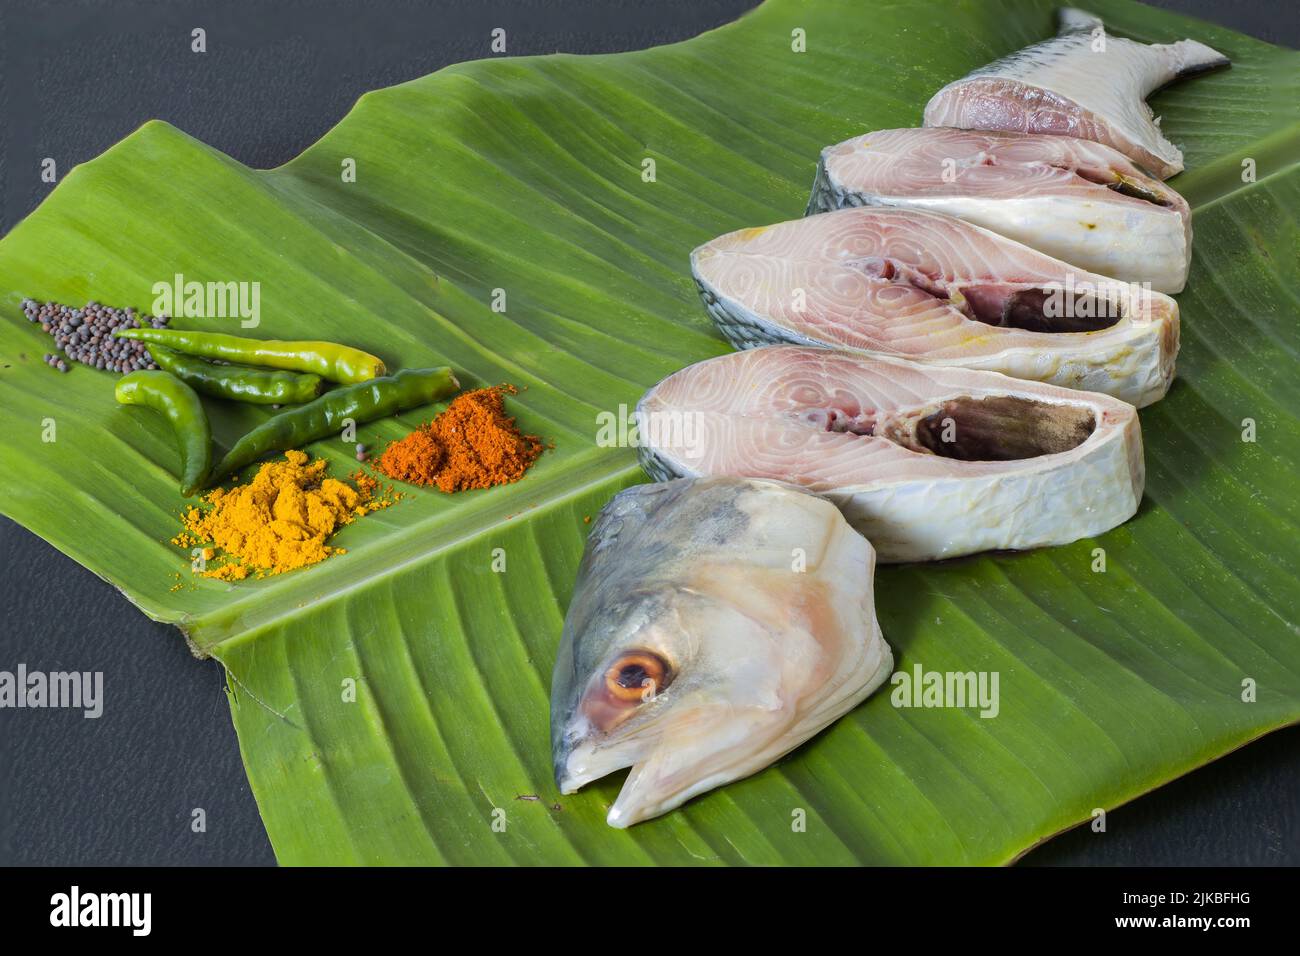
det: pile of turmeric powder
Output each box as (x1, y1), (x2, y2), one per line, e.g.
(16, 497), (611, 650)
(173, 450), (397, 581)
(375, 384), (543, 492)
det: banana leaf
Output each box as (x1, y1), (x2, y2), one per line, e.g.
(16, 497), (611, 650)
(1, 0), (1297, 865)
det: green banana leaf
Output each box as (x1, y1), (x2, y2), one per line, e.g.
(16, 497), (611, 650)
(1, 0), (1297, 865)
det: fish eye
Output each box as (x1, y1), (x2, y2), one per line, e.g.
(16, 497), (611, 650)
(604, 651), (671, 703)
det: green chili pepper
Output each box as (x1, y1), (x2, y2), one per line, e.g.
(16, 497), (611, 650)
(114, 328), (386, 384)
(210, 366), (459, 484)
(148, 345), (324, 405)
(115, 370), (212, 497)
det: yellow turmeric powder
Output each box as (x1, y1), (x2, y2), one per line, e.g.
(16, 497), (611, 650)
(173, 450), (395, 581)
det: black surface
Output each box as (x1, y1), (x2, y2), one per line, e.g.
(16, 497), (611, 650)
(0, 0), (1295, 867)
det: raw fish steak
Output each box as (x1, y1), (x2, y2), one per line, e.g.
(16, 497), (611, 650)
(551, 476), (893, 826)
(808, 127), (1192, 292)
(923, 8), (1228, 179)
(636, 346), (1144, 563)
(692, 206), (1179, 408)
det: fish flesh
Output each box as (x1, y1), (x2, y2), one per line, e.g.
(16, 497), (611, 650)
(635, 346), (1144, 562)
(692, 206), (1179, 407)
(551, 476), (893, 826)
(808, 127), (1192, 292)
(923, 8), (1229, 179)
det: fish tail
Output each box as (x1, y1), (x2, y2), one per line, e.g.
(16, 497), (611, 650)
(1057, 7), (1103, 35)
(1160, 38), (1231, 77)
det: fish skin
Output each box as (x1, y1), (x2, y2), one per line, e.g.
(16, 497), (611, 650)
(692, 206), (1180, 408)
(636, 346), (1145, 563)
(551, 476), (892, 827)
(808, 127), (1192, 293)
(922, 8), (1229, 179)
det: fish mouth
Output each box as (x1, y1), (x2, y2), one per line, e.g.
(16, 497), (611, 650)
(555, 713), (768, 828)
(555, 733), (645, 795)
(555, 749), (698, 829)
(555, 731), (665, 828)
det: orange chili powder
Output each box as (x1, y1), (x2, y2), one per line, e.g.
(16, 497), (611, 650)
(376, 384), (543, 492)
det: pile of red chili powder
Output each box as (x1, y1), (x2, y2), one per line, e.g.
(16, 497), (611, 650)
(374, 384), (543, 492)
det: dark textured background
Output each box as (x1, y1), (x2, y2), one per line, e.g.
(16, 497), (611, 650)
(0, 0), (1295, 867)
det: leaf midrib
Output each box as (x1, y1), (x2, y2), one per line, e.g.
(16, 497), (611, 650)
(198, 449), (641, 655)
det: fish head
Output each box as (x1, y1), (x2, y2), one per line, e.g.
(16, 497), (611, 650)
(551, 575), (801, 828)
